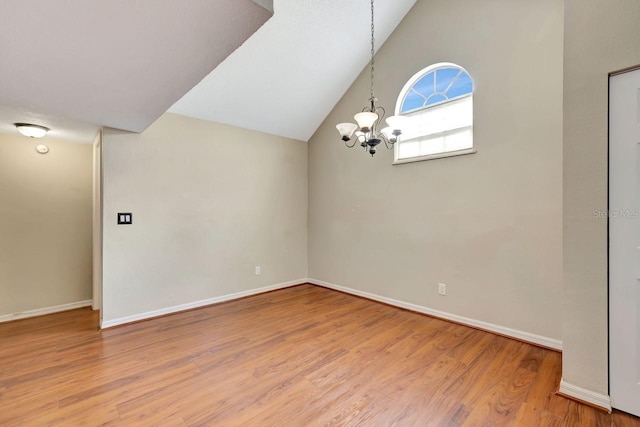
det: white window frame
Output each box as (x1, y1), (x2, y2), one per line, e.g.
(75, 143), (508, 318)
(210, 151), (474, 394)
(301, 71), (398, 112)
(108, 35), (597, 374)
(393, 62), (476, 165)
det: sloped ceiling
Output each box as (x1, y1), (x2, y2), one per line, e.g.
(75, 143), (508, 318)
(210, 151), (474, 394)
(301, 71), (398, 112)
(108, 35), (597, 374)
(170, 0), (417, 142)
(0, 0), (272, 142)
(0, 0), (415, 144)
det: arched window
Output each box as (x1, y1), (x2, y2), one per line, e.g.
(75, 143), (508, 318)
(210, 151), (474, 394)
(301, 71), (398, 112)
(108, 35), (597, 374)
(394, 63), (475, 163)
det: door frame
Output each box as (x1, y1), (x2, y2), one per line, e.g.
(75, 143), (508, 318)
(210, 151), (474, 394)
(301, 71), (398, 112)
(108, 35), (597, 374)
(92, 130), (103, 320)
(608, 64), (640, 412)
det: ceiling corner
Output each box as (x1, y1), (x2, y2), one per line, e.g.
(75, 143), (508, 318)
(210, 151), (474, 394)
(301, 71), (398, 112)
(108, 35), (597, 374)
(252, 0), (274, 14)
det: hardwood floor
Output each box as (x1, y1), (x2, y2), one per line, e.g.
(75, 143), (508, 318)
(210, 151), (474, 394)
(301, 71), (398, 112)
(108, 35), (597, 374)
(0, 284), (638, 426)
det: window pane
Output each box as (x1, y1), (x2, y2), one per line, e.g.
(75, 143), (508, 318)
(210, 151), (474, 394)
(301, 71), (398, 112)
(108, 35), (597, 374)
(397, 127), (472, 159)
(404, 96), (472, 138)
(420, 136), (446, 156)
(397, 140), (420, 159)
(443, 128), (473, 152)
(447, 72), (473, 99)
(401, 90), (426, 113)
(435, 67), (461, 93)
(411, 72), (435, 97)
(425, 93), (447, 107)
(401, 65), (474, 113)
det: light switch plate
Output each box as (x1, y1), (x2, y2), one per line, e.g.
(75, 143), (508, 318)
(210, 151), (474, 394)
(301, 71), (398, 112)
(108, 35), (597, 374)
(117, 213), (132, 225)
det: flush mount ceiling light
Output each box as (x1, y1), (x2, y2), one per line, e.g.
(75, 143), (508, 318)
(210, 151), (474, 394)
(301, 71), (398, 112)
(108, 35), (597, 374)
(14, 123), (50, 138)
(335, 0), (407, 157)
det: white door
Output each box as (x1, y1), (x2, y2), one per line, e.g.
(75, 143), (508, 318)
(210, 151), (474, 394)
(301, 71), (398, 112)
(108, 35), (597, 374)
(610, 68), (640, 417)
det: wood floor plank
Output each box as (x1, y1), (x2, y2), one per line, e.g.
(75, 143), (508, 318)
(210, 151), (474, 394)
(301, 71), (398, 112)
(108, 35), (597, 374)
(524, 350), (569, 418)
(461, 366), (537, 426)
(0, 395), (59, 425)
(58, 360), (202, 410)
(0, 284), (638, 426)
(122, 369), (256, 425)
(514, 402), (563, 427)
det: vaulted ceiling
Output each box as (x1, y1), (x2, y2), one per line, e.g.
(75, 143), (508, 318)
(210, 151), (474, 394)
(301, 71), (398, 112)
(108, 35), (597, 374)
(0, 0), (415, 143)
(170, 0), (417, 142)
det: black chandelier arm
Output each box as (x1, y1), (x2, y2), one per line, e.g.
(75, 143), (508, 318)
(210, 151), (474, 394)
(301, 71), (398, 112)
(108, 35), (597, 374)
(344, 132), (366, 148)
(380, 132), (396, 149)
(344, 138), (358, 149)
(373, 105), (386, 133)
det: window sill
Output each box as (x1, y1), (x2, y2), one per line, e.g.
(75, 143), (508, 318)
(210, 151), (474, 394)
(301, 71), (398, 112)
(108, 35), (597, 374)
(393, 148), (477, 165)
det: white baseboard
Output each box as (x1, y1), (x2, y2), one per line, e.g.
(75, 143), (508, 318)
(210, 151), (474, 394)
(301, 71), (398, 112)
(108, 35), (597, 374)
(0, 300), (93, 323)
(307, 278), (562, 351)
(559, 379), (612, 413)
(100, 279), (306, 329)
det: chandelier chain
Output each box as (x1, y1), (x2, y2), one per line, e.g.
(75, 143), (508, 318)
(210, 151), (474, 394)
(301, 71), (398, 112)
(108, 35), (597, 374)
(370, 0), (375, 102)
(334, 0), (403, 156)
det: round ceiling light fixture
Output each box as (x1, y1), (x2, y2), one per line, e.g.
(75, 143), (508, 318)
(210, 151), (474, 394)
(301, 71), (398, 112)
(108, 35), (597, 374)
(14, 123), (50, 138)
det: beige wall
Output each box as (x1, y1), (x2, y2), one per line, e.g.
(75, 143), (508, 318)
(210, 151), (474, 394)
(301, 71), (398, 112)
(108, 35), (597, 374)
(101, 113), (307, 323)
(308, 0), (564, 342)
(563, 0), (640, 395)
(0, 133), (93, 316)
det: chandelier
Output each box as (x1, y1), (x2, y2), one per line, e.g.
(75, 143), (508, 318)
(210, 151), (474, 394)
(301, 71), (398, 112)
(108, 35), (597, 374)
(336, 0), (406, 156)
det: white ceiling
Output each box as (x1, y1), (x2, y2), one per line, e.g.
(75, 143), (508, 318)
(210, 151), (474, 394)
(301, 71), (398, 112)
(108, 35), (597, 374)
(0, 0), (272, 143)
(0, 0), (415, 144)
(169, 0), (417, 142)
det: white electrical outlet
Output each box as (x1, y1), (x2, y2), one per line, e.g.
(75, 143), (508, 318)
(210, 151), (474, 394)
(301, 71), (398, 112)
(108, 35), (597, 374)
(438, 283), (446, 295)
(255, 266), (261, 275)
